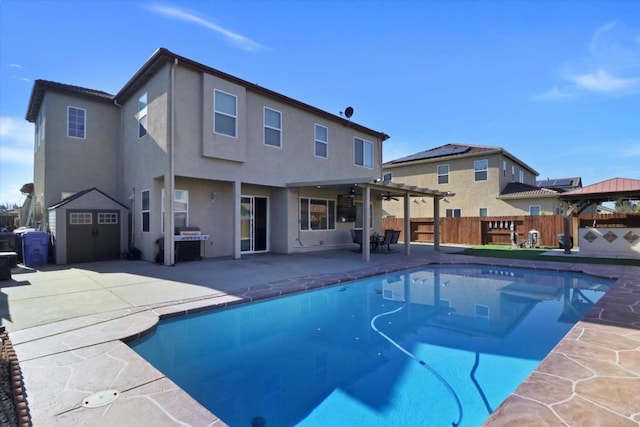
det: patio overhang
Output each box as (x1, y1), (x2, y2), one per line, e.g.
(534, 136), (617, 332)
(287, 178), (455, 261)
(286, 177), (453, 200)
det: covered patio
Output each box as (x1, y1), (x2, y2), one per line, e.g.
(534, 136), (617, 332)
(288, 178), (453, 261)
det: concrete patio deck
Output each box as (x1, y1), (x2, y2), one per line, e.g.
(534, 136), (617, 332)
(1, 244), (639, 426)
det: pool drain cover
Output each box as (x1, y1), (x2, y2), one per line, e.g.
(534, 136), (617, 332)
(82, 390), (120, 408)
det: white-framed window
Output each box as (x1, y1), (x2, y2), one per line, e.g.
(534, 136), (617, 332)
(300, 197), (335, 230)
(519, 170), (524, 183)
(141, 189), (150, 232)
(161, 189), (189, 232)
(138, 92), (148, 138)
(446, 208), (461, 217)
(383, 172), (392, 181)
(437, 164), (449, 184)
(475, 304), (490, 320)
(529, 205), (541, 216)
(511, 165), (515, 181)
(214, 89), (237, 137)
(67, 106), (86, 139)
(70, 212), (92, 224)
(264, 107), (281, 148)
(474, 159), (488, 182)
(314, 124), (328, 158)
(98, 212), (118, 224)
(354, 137), (373, 168)
(479, 208), (488, 217)
(503, 160), (506, 177)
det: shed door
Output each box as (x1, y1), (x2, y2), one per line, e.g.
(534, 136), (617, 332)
(67, 210), (120, 263)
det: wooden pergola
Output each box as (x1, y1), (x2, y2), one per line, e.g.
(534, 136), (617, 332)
(559, 177), (640, 254)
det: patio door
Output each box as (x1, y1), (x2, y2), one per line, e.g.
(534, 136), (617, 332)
(241, 196), (268, 253)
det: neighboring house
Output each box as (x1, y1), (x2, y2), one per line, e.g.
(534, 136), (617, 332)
(26, 48), (442, 264)
(382, 143), (563, 218)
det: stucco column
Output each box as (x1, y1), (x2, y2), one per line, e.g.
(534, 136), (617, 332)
(434, 197), (440, 251)
(233, 180), (241, 259)
(363, 186), (371, 262)
(404, 192), (411, 255)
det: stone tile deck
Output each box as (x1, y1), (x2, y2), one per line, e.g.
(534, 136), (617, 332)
(4, 249), (640, 426)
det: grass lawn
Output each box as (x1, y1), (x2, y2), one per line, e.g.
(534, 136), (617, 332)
(454, 244), (640, 266)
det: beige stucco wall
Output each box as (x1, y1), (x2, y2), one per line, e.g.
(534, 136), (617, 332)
(123, 63), (386, 261)
(35, 91), (120, 227)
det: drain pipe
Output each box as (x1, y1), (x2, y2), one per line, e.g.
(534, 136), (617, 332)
(164, 58), (178, 265)
(371, 305), (463, 426)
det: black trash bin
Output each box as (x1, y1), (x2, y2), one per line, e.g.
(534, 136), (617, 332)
(557, 234), (573, 250)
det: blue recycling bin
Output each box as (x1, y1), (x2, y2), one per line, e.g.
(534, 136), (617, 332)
(22, 231), (49, 267)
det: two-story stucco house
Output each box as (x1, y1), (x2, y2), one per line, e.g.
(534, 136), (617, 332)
(26, 48), (447, 265)
(382, 143), (563, 218)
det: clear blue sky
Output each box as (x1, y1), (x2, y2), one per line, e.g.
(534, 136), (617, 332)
(1, 0), (639, 206)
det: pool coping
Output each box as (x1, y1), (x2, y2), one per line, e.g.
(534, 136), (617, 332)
(9, 255), (640, 426)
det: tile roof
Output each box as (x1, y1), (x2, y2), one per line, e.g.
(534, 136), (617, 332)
(384, 143), (539, 175)
(26, 80), (114, 122)
(499, 182), (558, 198)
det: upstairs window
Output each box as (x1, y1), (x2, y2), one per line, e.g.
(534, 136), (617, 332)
(214, 90), (237, 137)
(264, 107), (281, 148)
(519, 170), (524, 183)
(529, 205), (541, 216)
(511, 165), (515, 181)
(437, 164), (449, 184)
(474, 159), (488, 181)
(138, 93), (148, 138)
(503, 160), (506, 177)
(383, 172), (392, 181)
(314, 124), (328, 158)
(354, 137), (373, 168)
(67, 106), (86, 139)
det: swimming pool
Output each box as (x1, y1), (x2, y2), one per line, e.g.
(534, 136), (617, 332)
(131, 265), (612, 426)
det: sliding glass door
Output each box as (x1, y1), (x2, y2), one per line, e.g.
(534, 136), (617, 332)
(241, 196), (268, 253)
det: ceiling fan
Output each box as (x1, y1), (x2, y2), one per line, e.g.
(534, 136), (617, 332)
(380, 192), (399, 201)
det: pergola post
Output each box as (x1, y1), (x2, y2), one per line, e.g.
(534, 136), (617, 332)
(434, 197), (440, 251)
(403, 192), (411, 255)
(363, 186), (371, 262)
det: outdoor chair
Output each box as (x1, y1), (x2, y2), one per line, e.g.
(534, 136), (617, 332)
(380, 229), (400, 252)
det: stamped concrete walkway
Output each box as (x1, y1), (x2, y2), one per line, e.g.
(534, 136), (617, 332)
(1, 245), (639, 426)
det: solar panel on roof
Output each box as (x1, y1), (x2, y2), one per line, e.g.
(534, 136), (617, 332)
(555, 178), (573, 186)
(390, 145), (471, 163)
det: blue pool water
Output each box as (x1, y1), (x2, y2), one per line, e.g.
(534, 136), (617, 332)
(131, 265), (612, 426)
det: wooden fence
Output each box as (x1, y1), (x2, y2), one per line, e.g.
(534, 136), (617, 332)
(382, 214), (640, 247)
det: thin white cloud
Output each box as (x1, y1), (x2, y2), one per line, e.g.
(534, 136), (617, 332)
(532, 86), (573, 101)
(8, 63), (23, 69)
(571, 68), (640, 93)
(0, 117), (34, 147)
(0, 118), (34, 167)
(536, 21), (640, 100)
(147, 5), (265, 52)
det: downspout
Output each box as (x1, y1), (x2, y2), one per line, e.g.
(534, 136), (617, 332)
(164, 58), (178, 265)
